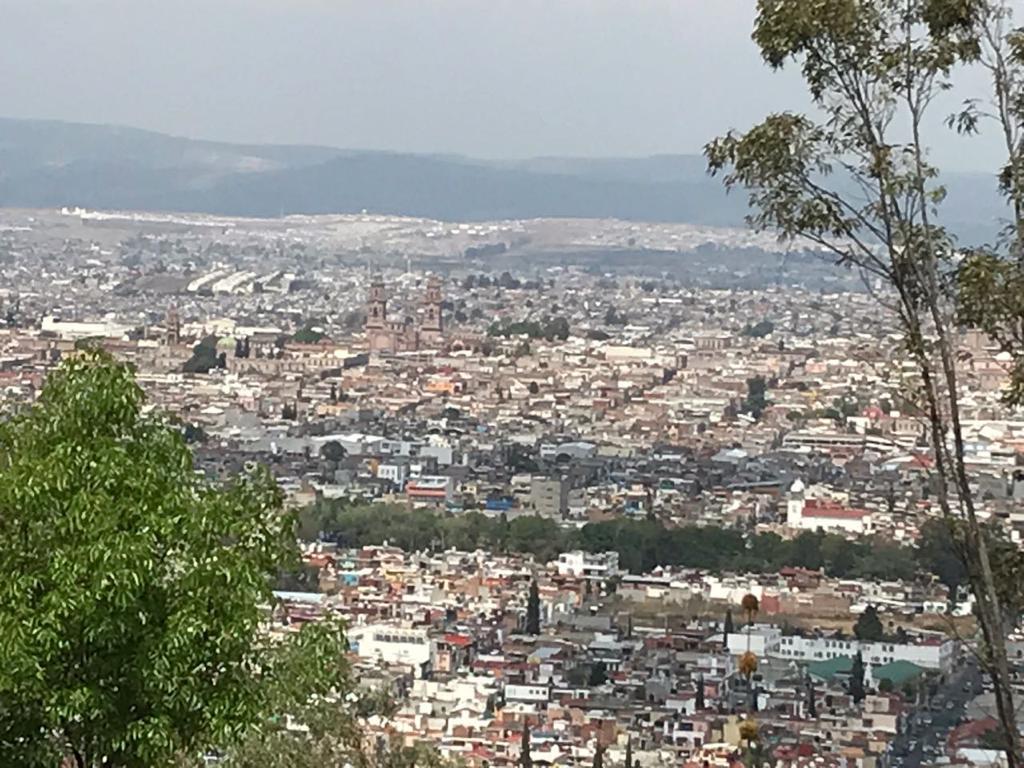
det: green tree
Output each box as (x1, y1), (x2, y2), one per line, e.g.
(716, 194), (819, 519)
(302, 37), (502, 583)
(319, 440), (346, 463)
(291, 324), (326, 344)
(706, 2), (1021, 760)
(854, 540), (917, 582)
(789, 530), (824, 571)
(224, 686), (448, 768)
(182, 334), (222, 374)
(854, 605), (884, 642)
(292, 504), (977, 597)
(954, 3), (1024, 404)
(743, 376), (769, 420)
(742, 319), (775, 338)
(588, 661), (609, 687)
(544, 316), (571, 341)
(820, 534), (858, 577)
(744, 531), (790, 571)
(526, 580), (541, 635)
(917, 519), (968, 598)
(849, 651), (866, 704)
(988, 531), (1024, 626)
(0, 352), (349, 767)
(508, 516), (563, 562)
(566, 666), (589, 687)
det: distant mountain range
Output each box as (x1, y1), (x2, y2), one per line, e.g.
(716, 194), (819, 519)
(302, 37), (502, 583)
(0, 117), (1009, 242)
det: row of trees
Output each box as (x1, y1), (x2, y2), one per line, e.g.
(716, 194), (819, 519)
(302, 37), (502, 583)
(297, 502), (975, 590)
(486, 316), (571, 341)
(462, 270), (550, 291)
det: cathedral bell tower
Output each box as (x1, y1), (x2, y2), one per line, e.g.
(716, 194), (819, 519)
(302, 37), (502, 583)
(421, 275), (443, 344)
(367, 276), (387, 330)
(165, 306), (181, 346)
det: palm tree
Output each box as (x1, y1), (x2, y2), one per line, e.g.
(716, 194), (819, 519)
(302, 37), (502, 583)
(739, 718), (759, 748)
(740, 593), (759, 640)
(740, 594), (760, 712)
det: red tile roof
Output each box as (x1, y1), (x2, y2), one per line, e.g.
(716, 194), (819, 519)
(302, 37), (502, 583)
(803, 499), (869, 520)
(444, 632), (474, 648)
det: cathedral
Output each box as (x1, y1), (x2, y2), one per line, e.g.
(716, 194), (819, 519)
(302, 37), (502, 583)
(365, 275), (444, 354)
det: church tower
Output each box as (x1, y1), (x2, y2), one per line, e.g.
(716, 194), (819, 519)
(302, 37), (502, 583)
(165, 306), (181, 346)
(786, 478), (806, 528)
(367, 276), (387, 331)
(421, 275), (443, 345)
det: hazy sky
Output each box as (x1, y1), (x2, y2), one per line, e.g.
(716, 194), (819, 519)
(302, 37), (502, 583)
(0, 0), (1000, 169)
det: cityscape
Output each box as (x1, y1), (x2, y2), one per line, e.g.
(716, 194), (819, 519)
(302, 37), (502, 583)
(3, 2), (1024, 768)
(1, 200), (1020, 768)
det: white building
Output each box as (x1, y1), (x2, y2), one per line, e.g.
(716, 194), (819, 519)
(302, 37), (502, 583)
(41, 316), (131, 340)
(724, 626), (783, 659)
(348, 623), (433, 675)
(725, 624), (956, 671)
(419, 443), (454, 466)
(786, 479), (872, 535)
(377, 461), (410, 488)
(705, 575), (767, 605)
(406, 676), (498, 718)
(555, 551), (620, 580)
(504, 684), (551, 704)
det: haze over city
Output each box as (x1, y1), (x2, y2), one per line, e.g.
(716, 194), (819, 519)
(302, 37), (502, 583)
(2, 3), (1024, 768)
(0, 0), (1005, 170)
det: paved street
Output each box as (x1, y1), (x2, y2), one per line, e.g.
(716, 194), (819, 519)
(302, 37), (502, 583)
(887, 658), (983, 768)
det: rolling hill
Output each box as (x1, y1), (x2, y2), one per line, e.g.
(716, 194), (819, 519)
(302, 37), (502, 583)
(0, 117), (1008, 242)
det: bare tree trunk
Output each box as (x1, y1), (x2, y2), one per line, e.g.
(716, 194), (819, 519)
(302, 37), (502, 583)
(706, 1), (1023, 760)
(905, 65), (1022, 766)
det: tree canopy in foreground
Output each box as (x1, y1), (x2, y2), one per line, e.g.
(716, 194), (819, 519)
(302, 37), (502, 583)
(0, 352), (351, 767)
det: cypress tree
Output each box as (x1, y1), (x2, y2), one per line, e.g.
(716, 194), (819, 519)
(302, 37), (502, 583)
(850, 651), (866, 704)
(520, 722), (532, 768)
(526, 579), (541, 635)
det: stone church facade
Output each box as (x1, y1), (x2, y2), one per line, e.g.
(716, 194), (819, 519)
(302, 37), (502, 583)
(365, 275), (444, 354)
